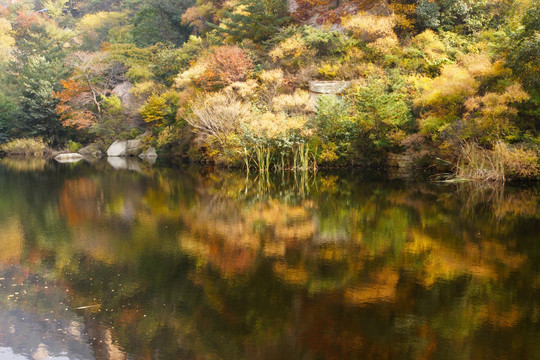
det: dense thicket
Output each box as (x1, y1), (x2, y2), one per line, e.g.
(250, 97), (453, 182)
(0, 0), (539, 178)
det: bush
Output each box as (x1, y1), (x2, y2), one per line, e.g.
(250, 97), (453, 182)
(0, 138), (49, 156)
(67, 140), (82, 153)
(190, 46), (254, 91)
(455, 141), (539, 182)
(415, 1), (440, 29)
(185, 92), (252, 147)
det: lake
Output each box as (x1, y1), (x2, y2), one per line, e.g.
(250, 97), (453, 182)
(0, 158), (538, 360)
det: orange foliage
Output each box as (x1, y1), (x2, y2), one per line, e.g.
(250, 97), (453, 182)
(55, 79), (97, 130)
(14, 10), (42, 29)
(195, 46), (253, 91)
(0, 6), (8, 17)
(293, 0), (380, 24)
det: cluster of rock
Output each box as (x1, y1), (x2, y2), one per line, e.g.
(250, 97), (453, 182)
(54, 132), (157, 165)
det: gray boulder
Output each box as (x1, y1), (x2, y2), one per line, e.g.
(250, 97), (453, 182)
(106, 139), (145, 157)
(107, 140), (129, 157)
(139, 147), (158, 159)
(54, 153), (84, 163)
(78, 143), (104, 158)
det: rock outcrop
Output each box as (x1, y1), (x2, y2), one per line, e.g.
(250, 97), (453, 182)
(308, 80), (351, 109)
(78, 143), (104, 158)
(106, 132), (151, 157)
(106, 139), (145, 157)
(138, 147), (158, 159)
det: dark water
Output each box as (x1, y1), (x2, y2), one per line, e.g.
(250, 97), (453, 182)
(0, 158), (539, 360)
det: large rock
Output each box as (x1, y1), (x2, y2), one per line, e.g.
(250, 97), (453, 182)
(309, 81), (351, 95)
(54, 153), (84, 163)
(139, 147), (157, 159)
(107, 140), (128, 157)
(111, 82), (136, 109)
(308, 80), (352, 109)
(106, 138), (145, 157)
(387, 153), (415, 179)
(78, 143), (104, 158)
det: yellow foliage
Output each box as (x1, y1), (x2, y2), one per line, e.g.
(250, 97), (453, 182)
(0, 18), (14, 63)
(342, 13), (396, 42)
(272, 90), (312, 115)
(259, 69), (284, 84)
(0, 138), (48, 156)
(131, 81), (159, 98)
(224, 80), (259, 101)
(269, 34), (309, 61)
(76, 11), (130, 45)
(367, 35), (400, 55)
(140, 94), (167, 125)
(176, 61), (207, 88)
(318, 63), (339, 79)
(77, 11), (128, 33)
(459, 53), (500, 78)
(411, 30), (448, 62)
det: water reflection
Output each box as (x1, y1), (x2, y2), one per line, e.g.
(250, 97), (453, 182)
(0, 158), (538, 359)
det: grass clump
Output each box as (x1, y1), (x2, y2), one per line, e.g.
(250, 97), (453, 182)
(455, 141), (539, 182)
(0, 138), (49, 156)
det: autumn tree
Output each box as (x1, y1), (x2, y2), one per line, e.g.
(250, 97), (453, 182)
(195, 46), (254, 91)
(55, 51), (123, 130)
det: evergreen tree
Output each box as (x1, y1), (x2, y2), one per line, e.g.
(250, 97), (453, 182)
(211, 0), (290, 43)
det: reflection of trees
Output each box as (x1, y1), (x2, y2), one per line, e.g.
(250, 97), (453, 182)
(0, 159), (539, 359)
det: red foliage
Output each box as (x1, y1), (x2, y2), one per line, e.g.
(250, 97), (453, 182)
(196, 46), (253, 91)
(55, 80), (97, 130)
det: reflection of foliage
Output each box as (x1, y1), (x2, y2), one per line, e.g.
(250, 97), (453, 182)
(0, 161), (539, 359)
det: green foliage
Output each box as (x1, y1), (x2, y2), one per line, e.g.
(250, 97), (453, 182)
(130, 0), (194, 47)
(311, 95), (359, 165)
(77, 11), (131, 51)
(67, 140), (82, 152)
(416, 1), (440, 29)
(0, 92), (16, 144)
(508, 1), (540, 97)
(211, 0), (290, 43)
(17, 55), (66, 146)
(151, 46), (183, 86)
(349, 73), (412, 149)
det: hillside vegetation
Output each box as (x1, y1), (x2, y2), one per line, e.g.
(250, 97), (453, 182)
(0, 0), (539, 179)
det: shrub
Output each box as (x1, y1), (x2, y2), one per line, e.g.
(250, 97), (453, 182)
(455, 141), (539, 182)
(349, 74), (412, 149)
(68, 140), (82, 153)
(141, 94), (167, 126)
(415, 1), (440, 29)
(342, 13), (396, 42)
(0, 138), (49, 156)
(272, 90), (312, 115)
(195, 46), (254, 91)
(185, 92), (253, 147)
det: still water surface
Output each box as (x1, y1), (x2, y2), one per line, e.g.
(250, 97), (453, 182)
(0, 158), (539, 360)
